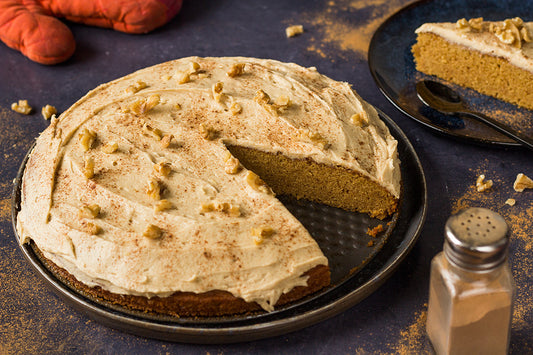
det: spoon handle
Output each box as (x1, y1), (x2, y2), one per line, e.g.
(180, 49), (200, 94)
(463, 110), (533, 152)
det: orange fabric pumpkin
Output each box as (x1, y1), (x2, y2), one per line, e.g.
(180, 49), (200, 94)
(0, 0), (183, 65)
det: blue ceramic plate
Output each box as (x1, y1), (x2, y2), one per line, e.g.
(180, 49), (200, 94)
(368, 0), (533, 147)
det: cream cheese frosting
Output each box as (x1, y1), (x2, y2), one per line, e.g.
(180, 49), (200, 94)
(415, 20), (533, 74)
(16, 57), (400, 311)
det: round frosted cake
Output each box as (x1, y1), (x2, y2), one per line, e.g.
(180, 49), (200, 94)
(16, 57), (401, 316)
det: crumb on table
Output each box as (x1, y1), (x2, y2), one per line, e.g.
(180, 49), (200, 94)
(513, 173), (533, 192)
(11, 100), (32, 114)
(476, 174), (493, 192)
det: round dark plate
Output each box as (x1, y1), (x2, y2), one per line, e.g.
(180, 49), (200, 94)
(12, 110), (426, 344)
(368, 0), (533, 147)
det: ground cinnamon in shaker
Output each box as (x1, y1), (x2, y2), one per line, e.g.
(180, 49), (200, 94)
(426, 207), (514, 355)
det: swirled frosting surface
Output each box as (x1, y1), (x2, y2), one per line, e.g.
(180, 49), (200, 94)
(17, 57), (400, 311)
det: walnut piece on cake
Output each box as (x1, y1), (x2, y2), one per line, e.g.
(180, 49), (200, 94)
(286, 25), (304, 38)
(227, 63), (245, 77)
(251, 226), (275, 245)
(78, 128), (97, 151)
(513, 173), (533, 192)
(476, 174), (493, 192)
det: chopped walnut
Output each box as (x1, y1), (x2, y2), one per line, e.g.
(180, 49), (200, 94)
(78, 128), (97, 151)
(83, 221), (101, 235)
(513, 173), (533, 192)
(227, 63), (246, 77)
(126, 80), (148, 94)
(456, 18), (469, 30)
(224, 152), (241, 174)
(476, 174), (493, 192)
(505, 198), (516, 206)
(78, 204), (101, 219)
(188, 61), (200, 74)
(230, 102), (242, 115)
(11, 100), (32, 114)
(83, 156), (95, 179)
(350, 112), (369, 127)
(101, 141), (118, 154)
(245, 171), (274, 195)
(489, 17), (531, 48)
(41, 105), (57, 120)
(298, 128), (330, 149)
(177, 72), (190, 84)
(143, 224), (162, 239)
(200, 201), (241, 217)
(129, 94), (160, 115)
(254, 89), (271, 105)
(272, 95), (291, 113)
(154, 161), (172, 177)
(251, 226), (275, 245)
(199, 123), (218, 140)
(174, 103), (182, 110)
(468, 17), (483, 31)
(160, 134), (174, 148)
(146, 178), (162, 200)
(155, 199), (173, 212)
(142, 122), (163, 140)
(286, 25), (304, 38)
(212, 82), (224, 102)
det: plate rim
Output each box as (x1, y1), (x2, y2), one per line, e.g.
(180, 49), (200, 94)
(11, 109), (427, 344)
(368, 0), (525, 147)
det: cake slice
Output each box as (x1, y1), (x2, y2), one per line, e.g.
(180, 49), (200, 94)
(412, 17), (533, 110)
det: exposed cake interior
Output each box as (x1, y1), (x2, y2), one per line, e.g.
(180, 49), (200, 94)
(412, 17), (533, 110)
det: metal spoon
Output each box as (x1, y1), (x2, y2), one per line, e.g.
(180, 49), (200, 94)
(416, 80), (533, 151)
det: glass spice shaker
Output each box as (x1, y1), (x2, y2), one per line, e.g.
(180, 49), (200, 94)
(426, 207), (515, 355)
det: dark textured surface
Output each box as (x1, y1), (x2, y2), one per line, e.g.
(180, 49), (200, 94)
(1, 0), (531, 353)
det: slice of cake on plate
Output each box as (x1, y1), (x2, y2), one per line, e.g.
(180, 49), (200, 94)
(412, 17), (533, 110)
(16, 57), (401, 317)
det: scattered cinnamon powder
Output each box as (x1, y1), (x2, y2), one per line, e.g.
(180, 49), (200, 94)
(0, 198), (10, 220)
(387, 306), (429, 354)
(297, 0), (417, 59)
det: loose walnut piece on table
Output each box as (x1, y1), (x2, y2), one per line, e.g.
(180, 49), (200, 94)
(251, 226), (275, 245)
(78, 204), (101, 219)
(476, 174), (493, 192)
(41, 105), (57, 120)
(285, 25), (304, 38)
(143, 224), (162, 239)
(11, 100), (32, 114)
(513, 173), (533, 192)
(505, 198), (516, 206)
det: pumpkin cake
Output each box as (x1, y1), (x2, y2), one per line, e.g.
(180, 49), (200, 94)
(16, 57), (401, 317)
(412, 17), (533, 110)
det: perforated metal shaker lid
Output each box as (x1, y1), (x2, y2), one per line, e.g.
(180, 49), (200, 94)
(444, 207), (509, 270)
